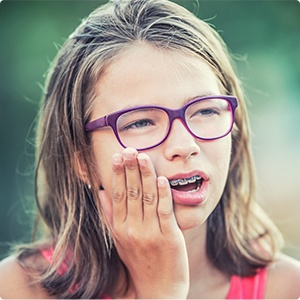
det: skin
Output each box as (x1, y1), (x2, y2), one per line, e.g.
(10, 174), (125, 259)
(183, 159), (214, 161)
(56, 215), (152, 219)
(92, 44), (231, 297)
(93, 44), (231, 231)
(1, 44), (300, 298)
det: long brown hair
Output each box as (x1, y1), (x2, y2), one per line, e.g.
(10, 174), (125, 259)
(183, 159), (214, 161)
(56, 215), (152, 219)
(18, 0), (283, 297)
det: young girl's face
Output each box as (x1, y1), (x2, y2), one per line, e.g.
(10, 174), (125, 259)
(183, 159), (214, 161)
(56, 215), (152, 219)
(90, 44), (231, 231)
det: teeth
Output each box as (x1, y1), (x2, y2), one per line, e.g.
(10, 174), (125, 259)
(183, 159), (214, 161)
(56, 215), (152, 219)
(169, 175), (202, 186)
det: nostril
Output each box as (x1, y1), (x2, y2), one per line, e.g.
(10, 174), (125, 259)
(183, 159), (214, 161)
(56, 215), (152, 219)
(162, 119), (200, 160)
(165, 140), (200, 160)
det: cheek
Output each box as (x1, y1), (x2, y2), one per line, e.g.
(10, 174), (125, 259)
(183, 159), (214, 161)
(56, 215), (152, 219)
(91, 132), (123, 187)
(91, 131), (129, 222)
(208, 136), (232, 185)
(98, 189), (113, 226)
(91, 135), (118, 226)
(216, 137), (231, 166)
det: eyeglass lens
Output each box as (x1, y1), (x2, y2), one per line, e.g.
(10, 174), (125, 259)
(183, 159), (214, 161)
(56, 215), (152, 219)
(116, 98), (233, 150)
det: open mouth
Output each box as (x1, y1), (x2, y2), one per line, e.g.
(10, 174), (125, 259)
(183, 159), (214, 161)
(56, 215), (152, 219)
(169, 175), (204, 192)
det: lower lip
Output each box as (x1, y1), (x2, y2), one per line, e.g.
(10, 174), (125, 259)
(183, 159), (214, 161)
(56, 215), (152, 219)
(171, 180), (209, 205)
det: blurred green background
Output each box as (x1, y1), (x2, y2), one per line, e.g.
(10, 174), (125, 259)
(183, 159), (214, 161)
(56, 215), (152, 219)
(0, 0), (299, 261)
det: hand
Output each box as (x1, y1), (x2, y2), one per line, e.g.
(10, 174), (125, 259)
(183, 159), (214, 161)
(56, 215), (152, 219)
(109, 147), (189, 298)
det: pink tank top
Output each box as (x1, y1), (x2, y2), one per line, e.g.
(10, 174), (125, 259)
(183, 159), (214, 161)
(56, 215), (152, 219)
(226, 268), (267, 299)
(40, 248), (267, 299)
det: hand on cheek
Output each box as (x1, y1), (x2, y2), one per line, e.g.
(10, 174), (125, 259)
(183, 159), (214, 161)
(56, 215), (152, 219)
(110, 147), (189, 298)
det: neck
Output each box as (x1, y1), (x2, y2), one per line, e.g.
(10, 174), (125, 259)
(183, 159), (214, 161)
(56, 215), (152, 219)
(182, 223), (209, 280)
(182, 223), (230, 298)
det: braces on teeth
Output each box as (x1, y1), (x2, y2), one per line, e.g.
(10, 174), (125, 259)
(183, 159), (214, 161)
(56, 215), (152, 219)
(169, 175), (202, 186)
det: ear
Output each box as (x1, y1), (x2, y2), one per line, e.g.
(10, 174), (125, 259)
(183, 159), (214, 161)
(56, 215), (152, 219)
(73, 151), (105, 190)
(73, 151), (91, 185)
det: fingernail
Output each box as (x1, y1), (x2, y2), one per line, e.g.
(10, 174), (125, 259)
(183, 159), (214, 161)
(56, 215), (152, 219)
(112, 153), (123, 164)
(157, 177), (167, 188)
(123, 148), (137, 160)
(123, 152), (135, 160)
(137, 153), (147, 166)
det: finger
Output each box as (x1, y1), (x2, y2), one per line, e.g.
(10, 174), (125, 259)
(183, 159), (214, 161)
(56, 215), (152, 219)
(123, 147), (143, 222)
(157, 176), (177, 235)
(137, 153), (158, 224)
(111, 153), (127, 226)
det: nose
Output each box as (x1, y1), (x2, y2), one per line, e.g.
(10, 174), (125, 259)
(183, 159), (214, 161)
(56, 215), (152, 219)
(163, 119), (200, 161)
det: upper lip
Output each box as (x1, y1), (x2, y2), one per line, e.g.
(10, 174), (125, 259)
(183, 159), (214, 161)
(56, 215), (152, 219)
(167, 171), (209, 184)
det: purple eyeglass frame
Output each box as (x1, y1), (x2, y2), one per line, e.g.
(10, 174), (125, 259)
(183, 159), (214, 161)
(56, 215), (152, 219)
(85, 95), (238, 151)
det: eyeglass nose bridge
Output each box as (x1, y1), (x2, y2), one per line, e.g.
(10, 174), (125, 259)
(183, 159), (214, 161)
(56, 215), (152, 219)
(162, 106), (198, 142)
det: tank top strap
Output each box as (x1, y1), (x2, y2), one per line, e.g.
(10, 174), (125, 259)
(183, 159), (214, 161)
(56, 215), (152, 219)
(40, 247), (111, 298)
(227, 268), (267, 299)
(40, 246), (69, 275)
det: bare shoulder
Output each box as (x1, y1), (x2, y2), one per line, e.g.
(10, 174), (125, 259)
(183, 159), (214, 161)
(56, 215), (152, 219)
(265, 253), (300, 298)
(0, 254), (53, 298)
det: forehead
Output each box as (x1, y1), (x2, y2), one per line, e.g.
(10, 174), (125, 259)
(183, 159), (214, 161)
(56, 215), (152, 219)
(92, 44), (222, 117)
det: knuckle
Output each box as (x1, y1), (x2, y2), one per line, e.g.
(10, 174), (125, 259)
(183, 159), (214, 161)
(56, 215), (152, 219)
(112, 164), (124, 175)
(126, 228), (140, 243)
(112, 190), (125, 203)
(158, 208), (173, 219)
(126, 230), (158, 248)
(127, 187), (140, 200)
(141, 168), (152, 177)
(126, 162), (137, 170)
(142, 192), (156, 205)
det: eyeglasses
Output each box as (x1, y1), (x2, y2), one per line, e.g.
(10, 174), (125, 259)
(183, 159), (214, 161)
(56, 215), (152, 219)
(85, 95), (238, 151)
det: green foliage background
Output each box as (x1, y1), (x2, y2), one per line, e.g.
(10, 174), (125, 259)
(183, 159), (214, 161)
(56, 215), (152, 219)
(0, 0), (299, 260)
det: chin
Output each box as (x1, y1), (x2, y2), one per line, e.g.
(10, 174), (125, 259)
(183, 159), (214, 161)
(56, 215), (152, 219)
(174, 207), (208, 231)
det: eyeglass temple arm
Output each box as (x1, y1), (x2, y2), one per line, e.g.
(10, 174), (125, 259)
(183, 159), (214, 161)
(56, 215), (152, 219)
(85, 116), (107, 131)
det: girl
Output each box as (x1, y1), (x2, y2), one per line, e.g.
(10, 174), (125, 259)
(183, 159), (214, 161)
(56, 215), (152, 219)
(0, 0), (300, 298)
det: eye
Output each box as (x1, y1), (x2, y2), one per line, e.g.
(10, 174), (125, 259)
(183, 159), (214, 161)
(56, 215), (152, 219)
(192, 108), (220, 118)
(122, 118), (155, 131)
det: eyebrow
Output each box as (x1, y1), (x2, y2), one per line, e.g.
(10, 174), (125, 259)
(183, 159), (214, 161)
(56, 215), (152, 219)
(112, 91), (219, 111)
(184, 91), (217, 104)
